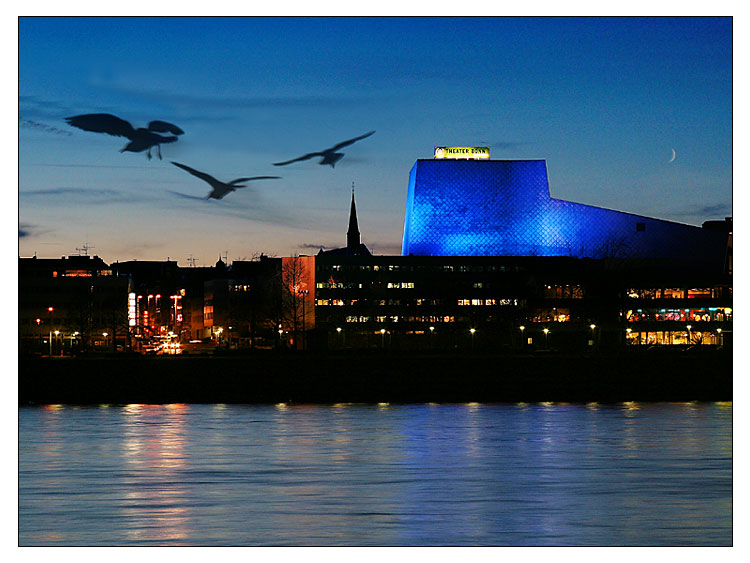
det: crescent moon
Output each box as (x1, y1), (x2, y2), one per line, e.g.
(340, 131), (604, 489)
(668, 148), (676, 163)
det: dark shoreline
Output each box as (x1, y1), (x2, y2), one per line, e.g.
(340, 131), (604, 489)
(18, 349), (732, 405)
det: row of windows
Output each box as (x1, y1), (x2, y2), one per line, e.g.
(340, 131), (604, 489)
(626, 288), (724, 299)
(457, 298), (519, 306)
(345, 315), (457, 323)
(50, 269), (113, 278)
(543, 285), (584, 299)
(529, 309), (571, 323)
(317, 298), (522, 307)
(316, 281), (583, 298)
(624, 307), (732, 323)
(319, 264), (518, 274)
(626, 330), (722, 346)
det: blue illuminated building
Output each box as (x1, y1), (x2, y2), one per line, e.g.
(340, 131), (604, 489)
(402, 159), (728, 267)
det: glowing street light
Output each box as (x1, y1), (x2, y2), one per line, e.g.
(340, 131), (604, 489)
(687, 324), (692, 344)
(470, 327), (476, 352)
(519, 325), (525, 347)
(543, 327), (550, 348)
(589, 324), (596, 348)
(47, 307), (55, 355)
(380, 328), (386, 348)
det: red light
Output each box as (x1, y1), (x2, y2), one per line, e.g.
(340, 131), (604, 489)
(47, 307), (54, 312)
(36, 318), (41, 325)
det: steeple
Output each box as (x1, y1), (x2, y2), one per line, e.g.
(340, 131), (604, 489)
(347, 183), (360, 254)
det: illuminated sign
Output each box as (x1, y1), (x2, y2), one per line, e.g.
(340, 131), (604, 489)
(434, 146), (490, 160)
(128, 293), (136, 327)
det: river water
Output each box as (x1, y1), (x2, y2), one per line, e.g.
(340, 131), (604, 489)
(18, 402), (732, 546)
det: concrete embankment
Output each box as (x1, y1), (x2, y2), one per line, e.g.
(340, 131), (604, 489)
(19, 350), (731, 405)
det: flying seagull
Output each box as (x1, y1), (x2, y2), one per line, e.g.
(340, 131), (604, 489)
(171, 161), (280, 200)
(273, 130), (375, 168)
(65, 113), (184, 159)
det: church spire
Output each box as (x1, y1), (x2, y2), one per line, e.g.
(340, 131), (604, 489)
(347, 183), (360, 254)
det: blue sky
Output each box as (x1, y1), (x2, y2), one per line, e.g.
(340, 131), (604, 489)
(18, 16), (733, 265)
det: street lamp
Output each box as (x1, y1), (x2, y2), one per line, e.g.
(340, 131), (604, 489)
(429, 325), (435, 348)
(543, 328), (550, 348)
(589, 324), (596, 348)
(298, 289), (309, 350)
(717, 327), (722, 346)
(336, 326), (342, 348)
(470, 327), (476, 352)
(54, 330), (60, 356)
(47, 307), (54, 356)
(103, 332), (109, 350)
(519, 325), (525, 347)
(687, 324), (692, 345)
(380, 328), (386, 348)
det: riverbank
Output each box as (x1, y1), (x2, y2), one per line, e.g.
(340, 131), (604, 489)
(18, 348), (732, 405)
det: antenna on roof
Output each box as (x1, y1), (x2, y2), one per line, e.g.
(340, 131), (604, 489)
(75, 242), (95, 256)
(187, 254), (197, 267)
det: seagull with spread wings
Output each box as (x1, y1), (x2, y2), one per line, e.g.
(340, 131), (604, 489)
(65, 113), (184, 160)
(171, 161), (280, 200)
(273, 130), (375, 168)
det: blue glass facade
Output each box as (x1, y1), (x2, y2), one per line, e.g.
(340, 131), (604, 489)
(402, 159), (727, 265)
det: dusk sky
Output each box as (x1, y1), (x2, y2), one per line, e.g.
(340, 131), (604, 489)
(18, 16), (733, 266)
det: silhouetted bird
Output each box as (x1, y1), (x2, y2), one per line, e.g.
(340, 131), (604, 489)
(65, 113), (185, 159)
(171, 161), (280, 200)
(273, 130), (375, 168)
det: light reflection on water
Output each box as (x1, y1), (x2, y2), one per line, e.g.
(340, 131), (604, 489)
(19, 402), (731, 546)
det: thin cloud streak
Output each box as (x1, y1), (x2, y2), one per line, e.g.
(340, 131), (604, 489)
(166, 190), (323, 231)
(89, 81), (376, 111)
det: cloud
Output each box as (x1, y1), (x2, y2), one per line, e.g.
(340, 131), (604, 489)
(20, 187), (136, 207)
(489, 141), (532, 150)
(89, 80), (374, 111)
(660, 202), (732, 221)
(366, 241), (403, 255)
(296, 240), (402, 255)
(19, 119), (73, 136)
(165, 189), (322, 231)
(18, 222), (53, 239)
(21, 187), (121, 198)
(18, 95), (78, 121)
(298, 242), (338, 251)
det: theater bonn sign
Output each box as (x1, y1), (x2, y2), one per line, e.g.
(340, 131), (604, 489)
(434, 146), (490, 160)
